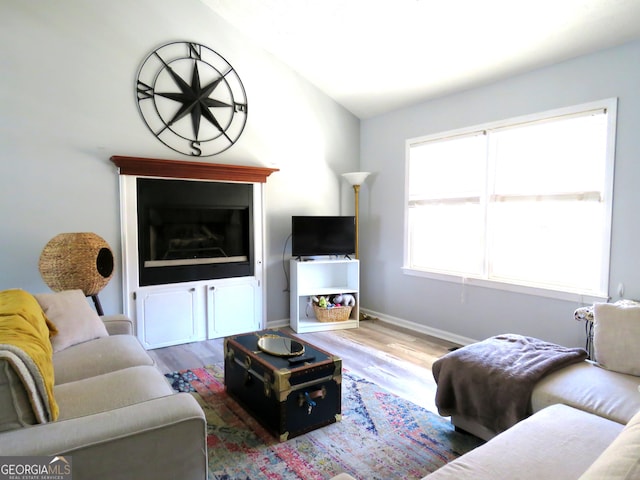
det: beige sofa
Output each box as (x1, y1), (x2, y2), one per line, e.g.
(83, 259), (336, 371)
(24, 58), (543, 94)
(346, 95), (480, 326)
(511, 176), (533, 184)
(0, 289), (207, 480)
(332, 301), (640, 480)
(423, 364), (640, 479)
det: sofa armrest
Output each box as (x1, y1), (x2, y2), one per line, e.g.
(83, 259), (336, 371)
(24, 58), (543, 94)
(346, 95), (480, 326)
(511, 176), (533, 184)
(0, 394), (207, 480)
(100, 314), (134, 335)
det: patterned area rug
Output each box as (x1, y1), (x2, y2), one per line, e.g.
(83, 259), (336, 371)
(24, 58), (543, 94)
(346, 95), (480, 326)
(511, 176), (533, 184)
(165, 365), (482, 480)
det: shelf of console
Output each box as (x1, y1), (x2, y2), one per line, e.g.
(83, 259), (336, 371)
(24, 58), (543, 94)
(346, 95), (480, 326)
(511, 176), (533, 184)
(292, 317), (359, 333)
(297, 287), (358, 297)
(289, 258), (360, 333)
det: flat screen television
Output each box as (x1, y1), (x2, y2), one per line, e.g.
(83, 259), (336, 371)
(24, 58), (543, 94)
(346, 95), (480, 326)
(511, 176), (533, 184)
(291, 216), (356, 257)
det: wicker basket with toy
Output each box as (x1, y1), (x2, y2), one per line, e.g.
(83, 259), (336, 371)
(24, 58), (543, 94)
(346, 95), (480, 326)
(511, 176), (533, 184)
(308, 294), (356, 322)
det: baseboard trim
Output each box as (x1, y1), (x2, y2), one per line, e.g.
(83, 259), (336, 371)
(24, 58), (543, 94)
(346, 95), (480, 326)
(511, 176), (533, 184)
(266, 309), (477, 347)
(361, 308), (478, 347)
(266, 319), (289, 329)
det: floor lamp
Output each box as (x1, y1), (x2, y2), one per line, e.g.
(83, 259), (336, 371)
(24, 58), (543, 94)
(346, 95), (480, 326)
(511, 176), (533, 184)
(342, 172), (371, 259)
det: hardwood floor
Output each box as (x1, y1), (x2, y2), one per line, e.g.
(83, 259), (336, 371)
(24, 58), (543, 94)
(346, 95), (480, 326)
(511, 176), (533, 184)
(148, 319), (459, 413)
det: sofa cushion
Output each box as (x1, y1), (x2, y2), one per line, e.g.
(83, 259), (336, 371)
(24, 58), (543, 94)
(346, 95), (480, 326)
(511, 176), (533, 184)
(35, 289), (108, 353)
(531, 360), (640, 425)
(425, 404), (623, 480)
(580, 408), (640, 479)
(593, 302), (640, 376)
(100, 314), (134, 336)
(54, 365), (175, 420)
(53, 335), (155, 385)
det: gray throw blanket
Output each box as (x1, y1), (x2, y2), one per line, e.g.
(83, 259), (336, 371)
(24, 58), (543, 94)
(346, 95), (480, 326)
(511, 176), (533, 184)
(432, 334), (587, 435)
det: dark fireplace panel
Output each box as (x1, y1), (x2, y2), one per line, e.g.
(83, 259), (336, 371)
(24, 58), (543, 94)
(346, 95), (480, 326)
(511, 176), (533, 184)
(137, 178), (254, 286)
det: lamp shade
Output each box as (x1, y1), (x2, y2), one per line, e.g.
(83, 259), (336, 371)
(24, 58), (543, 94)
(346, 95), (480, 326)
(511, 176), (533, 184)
(341, 172), (371, 186)
(39, 233), (114, 296)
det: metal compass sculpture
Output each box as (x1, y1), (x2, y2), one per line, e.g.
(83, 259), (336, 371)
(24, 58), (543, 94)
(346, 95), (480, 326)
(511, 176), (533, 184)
(136, 41), (248, 157)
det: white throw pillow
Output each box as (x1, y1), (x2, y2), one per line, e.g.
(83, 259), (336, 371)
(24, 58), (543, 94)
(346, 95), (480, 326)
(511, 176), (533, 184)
(593, 302), (640, 376)
(579, 408), (640, 479)
(34, 290), (108, 353)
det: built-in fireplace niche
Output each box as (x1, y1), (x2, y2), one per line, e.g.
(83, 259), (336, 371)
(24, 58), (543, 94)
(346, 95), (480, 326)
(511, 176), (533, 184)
(136, 177), (253, 286)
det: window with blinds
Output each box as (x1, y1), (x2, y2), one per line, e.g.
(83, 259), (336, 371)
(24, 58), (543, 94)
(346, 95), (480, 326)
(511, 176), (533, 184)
(404, 99), (617, 300)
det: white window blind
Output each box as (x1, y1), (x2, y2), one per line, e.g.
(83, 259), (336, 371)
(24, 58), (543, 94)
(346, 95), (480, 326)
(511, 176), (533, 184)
(405, 100), (616, 299)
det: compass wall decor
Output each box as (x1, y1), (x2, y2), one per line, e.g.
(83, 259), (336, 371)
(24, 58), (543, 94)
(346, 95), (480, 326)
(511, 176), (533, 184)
(136, 41), (248, 157)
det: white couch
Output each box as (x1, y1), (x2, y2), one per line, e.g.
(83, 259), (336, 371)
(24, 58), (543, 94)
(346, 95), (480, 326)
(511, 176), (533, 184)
(424, 363), (640, 479)
(331, 301), (640, 480)
(0, 289), (207, 480)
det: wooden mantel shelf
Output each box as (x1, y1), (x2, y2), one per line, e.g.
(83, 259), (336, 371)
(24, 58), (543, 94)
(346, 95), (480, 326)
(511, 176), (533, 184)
(110, 155), (279, 183)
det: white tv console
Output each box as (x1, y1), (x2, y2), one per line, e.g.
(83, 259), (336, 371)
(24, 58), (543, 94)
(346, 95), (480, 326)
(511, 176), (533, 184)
(289, 257), (359, 333)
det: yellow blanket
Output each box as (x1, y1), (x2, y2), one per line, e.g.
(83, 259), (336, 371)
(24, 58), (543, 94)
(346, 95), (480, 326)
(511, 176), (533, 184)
(0, 289), (59, 421)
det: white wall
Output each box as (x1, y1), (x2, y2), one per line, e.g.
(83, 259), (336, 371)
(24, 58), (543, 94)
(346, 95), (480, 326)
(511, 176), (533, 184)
(0, 0), (360, 323)
(360, 40), (640, 347)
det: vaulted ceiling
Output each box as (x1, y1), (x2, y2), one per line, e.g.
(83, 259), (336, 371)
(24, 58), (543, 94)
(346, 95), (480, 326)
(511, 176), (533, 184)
(202, 0), (640, 118)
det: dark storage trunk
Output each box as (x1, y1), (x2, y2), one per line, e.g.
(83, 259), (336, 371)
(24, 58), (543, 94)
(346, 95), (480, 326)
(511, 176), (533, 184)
(224, 330), (342, 441)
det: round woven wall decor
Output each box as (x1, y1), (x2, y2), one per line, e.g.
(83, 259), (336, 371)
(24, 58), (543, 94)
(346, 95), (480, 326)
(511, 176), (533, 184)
(38, 232), (114, 296)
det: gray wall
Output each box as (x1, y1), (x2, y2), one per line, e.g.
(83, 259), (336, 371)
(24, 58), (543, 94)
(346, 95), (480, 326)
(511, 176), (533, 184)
(0, 0), (360, 323)
(359, 40), (640, 347)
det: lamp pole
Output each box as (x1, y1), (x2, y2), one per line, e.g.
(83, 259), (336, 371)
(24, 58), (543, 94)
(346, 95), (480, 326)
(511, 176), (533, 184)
(352, 183), (361, 258)
(341, 172), (371, 259)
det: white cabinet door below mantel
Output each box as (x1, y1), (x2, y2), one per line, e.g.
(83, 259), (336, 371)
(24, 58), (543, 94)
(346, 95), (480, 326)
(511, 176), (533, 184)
(136, 285), (205, 349)
(207, 277), (260, 338)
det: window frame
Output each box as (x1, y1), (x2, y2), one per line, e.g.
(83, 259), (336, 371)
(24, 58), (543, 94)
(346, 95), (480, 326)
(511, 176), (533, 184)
(403, 98), (617, 303)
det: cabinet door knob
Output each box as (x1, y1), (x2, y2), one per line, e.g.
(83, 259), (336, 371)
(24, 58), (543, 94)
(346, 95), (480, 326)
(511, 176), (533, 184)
(209, 286), (215, 291)
(189, 288), (196, 292)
